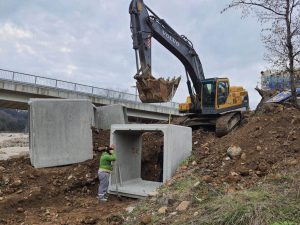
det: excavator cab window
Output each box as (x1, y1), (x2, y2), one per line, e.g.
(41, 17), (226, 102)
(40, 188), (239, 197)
(202, 81), (216, 108)
(217, 81), (229, 105)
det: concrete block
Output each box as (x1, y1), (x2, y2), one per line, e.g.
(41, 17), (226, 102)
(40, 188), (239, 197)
(95, 104), (128, 130)
(29, 99), (93, 168)
(109, 124), (192, 198)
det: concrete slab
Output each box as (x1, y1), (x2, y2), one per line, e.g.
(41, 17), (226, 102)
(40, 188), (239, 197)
(109, 124), (192, 198)
(29, 99), (93, 168)
(95, 105), (128, 130)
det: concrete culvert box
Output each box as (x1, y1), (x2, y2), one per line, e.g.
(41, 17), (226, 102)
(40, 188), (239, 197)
(109, 124), (192, 198)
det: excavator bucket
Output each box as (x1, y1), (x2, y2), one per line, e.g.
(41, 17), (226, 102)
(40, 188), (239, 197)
(135, 73), (181, 103)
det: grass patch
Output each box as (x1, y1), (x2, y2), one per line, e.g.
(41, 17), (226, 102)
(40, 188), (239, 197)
(184, 184), (300, 225)
(123, 160), (300, 225)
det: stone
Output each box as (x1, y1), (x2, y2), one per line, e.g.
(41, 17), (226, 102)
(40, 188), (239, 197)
(241, 153), (247, 161)
(226, 174), (241, 183)
(81, 217), (97, 225)
(126, 206), (135, 214)
(192, 161), (197, 166)
(0, 197), (3, 201)
(157, 194), (176, 206)
(194, 141), (199, 145)
(0, 166), (5, 171)
(17, 207), (24, 213)
(226, 186), (236, 194)
(158, 206), (168, 214)
(230, 172), (239, 176)
(256, 146), (262, 151)
(227, 146), (242, 158)
(256, 171), (263, 176)
(283, 141), (289, 147)
(225, 157), (231, 161)
(10, 179), (22, 188)
(176, 201), (190, 211)
(257, 162), (268, 172)
(238, 167), (250, 177)
(169, 212), (177, 216)
(141, 214), (152, 224)
(2, 176), (9, 185)
(193, 212), (199, 217)
(287, 159), (298, 166)
(148, 191), (159, 197)
(202, 175), (212, 183)
(193, 181), (200, 187)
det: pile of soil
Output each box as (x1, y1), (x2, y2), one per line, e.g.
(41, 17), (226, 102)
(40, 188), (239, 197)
(0, 129), (134, 225)
(192, 105), (300, 190)
(92, 128), (110, 150)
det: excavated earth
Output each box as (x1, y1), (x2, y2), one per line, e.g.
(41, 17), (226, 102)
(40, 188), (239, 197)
(191, 104), (300, 191)
(0, 130), (135, 225)
(0, 104), (299, 225)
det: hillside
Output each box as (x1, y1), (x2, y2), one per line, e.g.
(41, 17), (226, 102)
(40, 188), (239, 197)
(0, 109), (28, 132)
(123, 105), (300, 225)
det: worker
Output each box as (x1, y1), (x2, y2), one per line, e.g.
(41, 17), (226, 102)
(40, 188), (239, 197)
(157, 145), (164, 182)
(97, 144), (116, 202)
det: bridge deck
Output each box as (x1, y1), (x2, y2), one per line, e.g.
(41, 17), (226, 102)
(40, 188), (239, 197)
(0, 69), (180, 121)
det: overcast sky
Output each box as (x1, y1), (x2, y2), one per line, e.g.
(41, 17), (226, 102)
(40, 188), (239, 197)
(0, 0), (267, 108)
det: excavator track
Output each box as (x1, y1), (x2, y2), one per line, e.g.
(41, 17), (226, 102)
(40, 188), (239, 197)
(216, 112), (241, 137)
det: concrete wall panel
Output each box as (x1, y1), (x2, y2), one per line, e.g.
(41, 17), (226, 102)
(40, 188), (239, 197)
(29, 99), (93, 168)
(95, 105), (128, 130)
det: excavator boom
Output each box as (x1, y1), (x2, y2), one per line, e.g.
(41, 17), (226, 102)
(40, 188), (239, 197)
(129, 0), (204, 103)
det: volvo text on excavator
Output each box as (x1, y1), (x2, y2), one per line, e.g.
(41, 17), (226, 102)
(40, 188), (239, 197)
(129, 0), (249, 136)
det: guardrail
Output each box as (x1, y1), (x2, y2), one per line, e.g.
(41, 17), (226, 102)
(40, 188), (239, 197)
(0, 69), (179, 109)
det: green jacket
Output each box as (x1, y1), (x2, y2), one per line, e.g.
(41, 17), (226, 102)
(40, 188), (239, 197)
(99, 151), (116, 172)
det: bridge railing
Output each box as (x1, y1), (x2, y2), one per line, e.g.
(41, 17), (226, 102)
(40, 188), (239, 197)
(0, 69), (179, 109)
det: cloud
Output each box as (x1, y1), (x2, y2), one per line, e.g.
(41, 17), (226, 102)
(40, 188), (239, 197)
(0, 0), (268, 109)
(0, 23), (32, 39)
(60, 47), (72, 53)
(15, 42), (36, 55)
(65, 64), (77, 75)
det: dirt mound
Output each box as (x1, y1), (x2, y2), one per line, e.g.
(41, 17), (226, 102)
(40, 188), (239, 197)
(92, 128), (110, 150)
(193, 106), (300, 190)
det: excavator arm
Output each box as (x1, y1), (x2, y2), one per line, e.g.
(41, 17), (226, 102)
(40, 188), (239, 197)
(129, 0), (205, 103)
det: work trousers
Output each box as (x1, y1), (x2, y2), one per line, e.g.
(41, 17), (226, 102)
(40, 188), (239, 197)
(98, 170), (110, 197)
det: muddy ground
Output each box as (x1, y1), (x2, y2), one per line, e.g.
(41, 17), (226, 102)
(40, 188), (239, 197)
(0, 130), (135, 225)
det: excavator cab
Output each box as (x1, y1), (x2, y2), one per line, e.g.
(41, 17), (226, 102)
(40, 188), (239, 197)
(179, 78), (231, 114)
(202, 78), (230, 113)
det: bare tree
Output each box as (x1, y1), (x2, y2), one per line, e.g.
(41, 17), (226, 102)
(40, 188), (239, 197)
(223, 0), (300, 107)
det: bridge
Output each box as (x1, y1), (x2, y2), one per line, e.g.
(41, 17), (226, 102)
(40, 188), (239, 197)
(0, 69), (180, 121)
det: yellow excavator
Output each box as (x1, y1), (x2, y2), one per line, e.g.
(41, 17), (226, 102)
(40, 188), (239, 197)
(129, 0), (249, 136)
